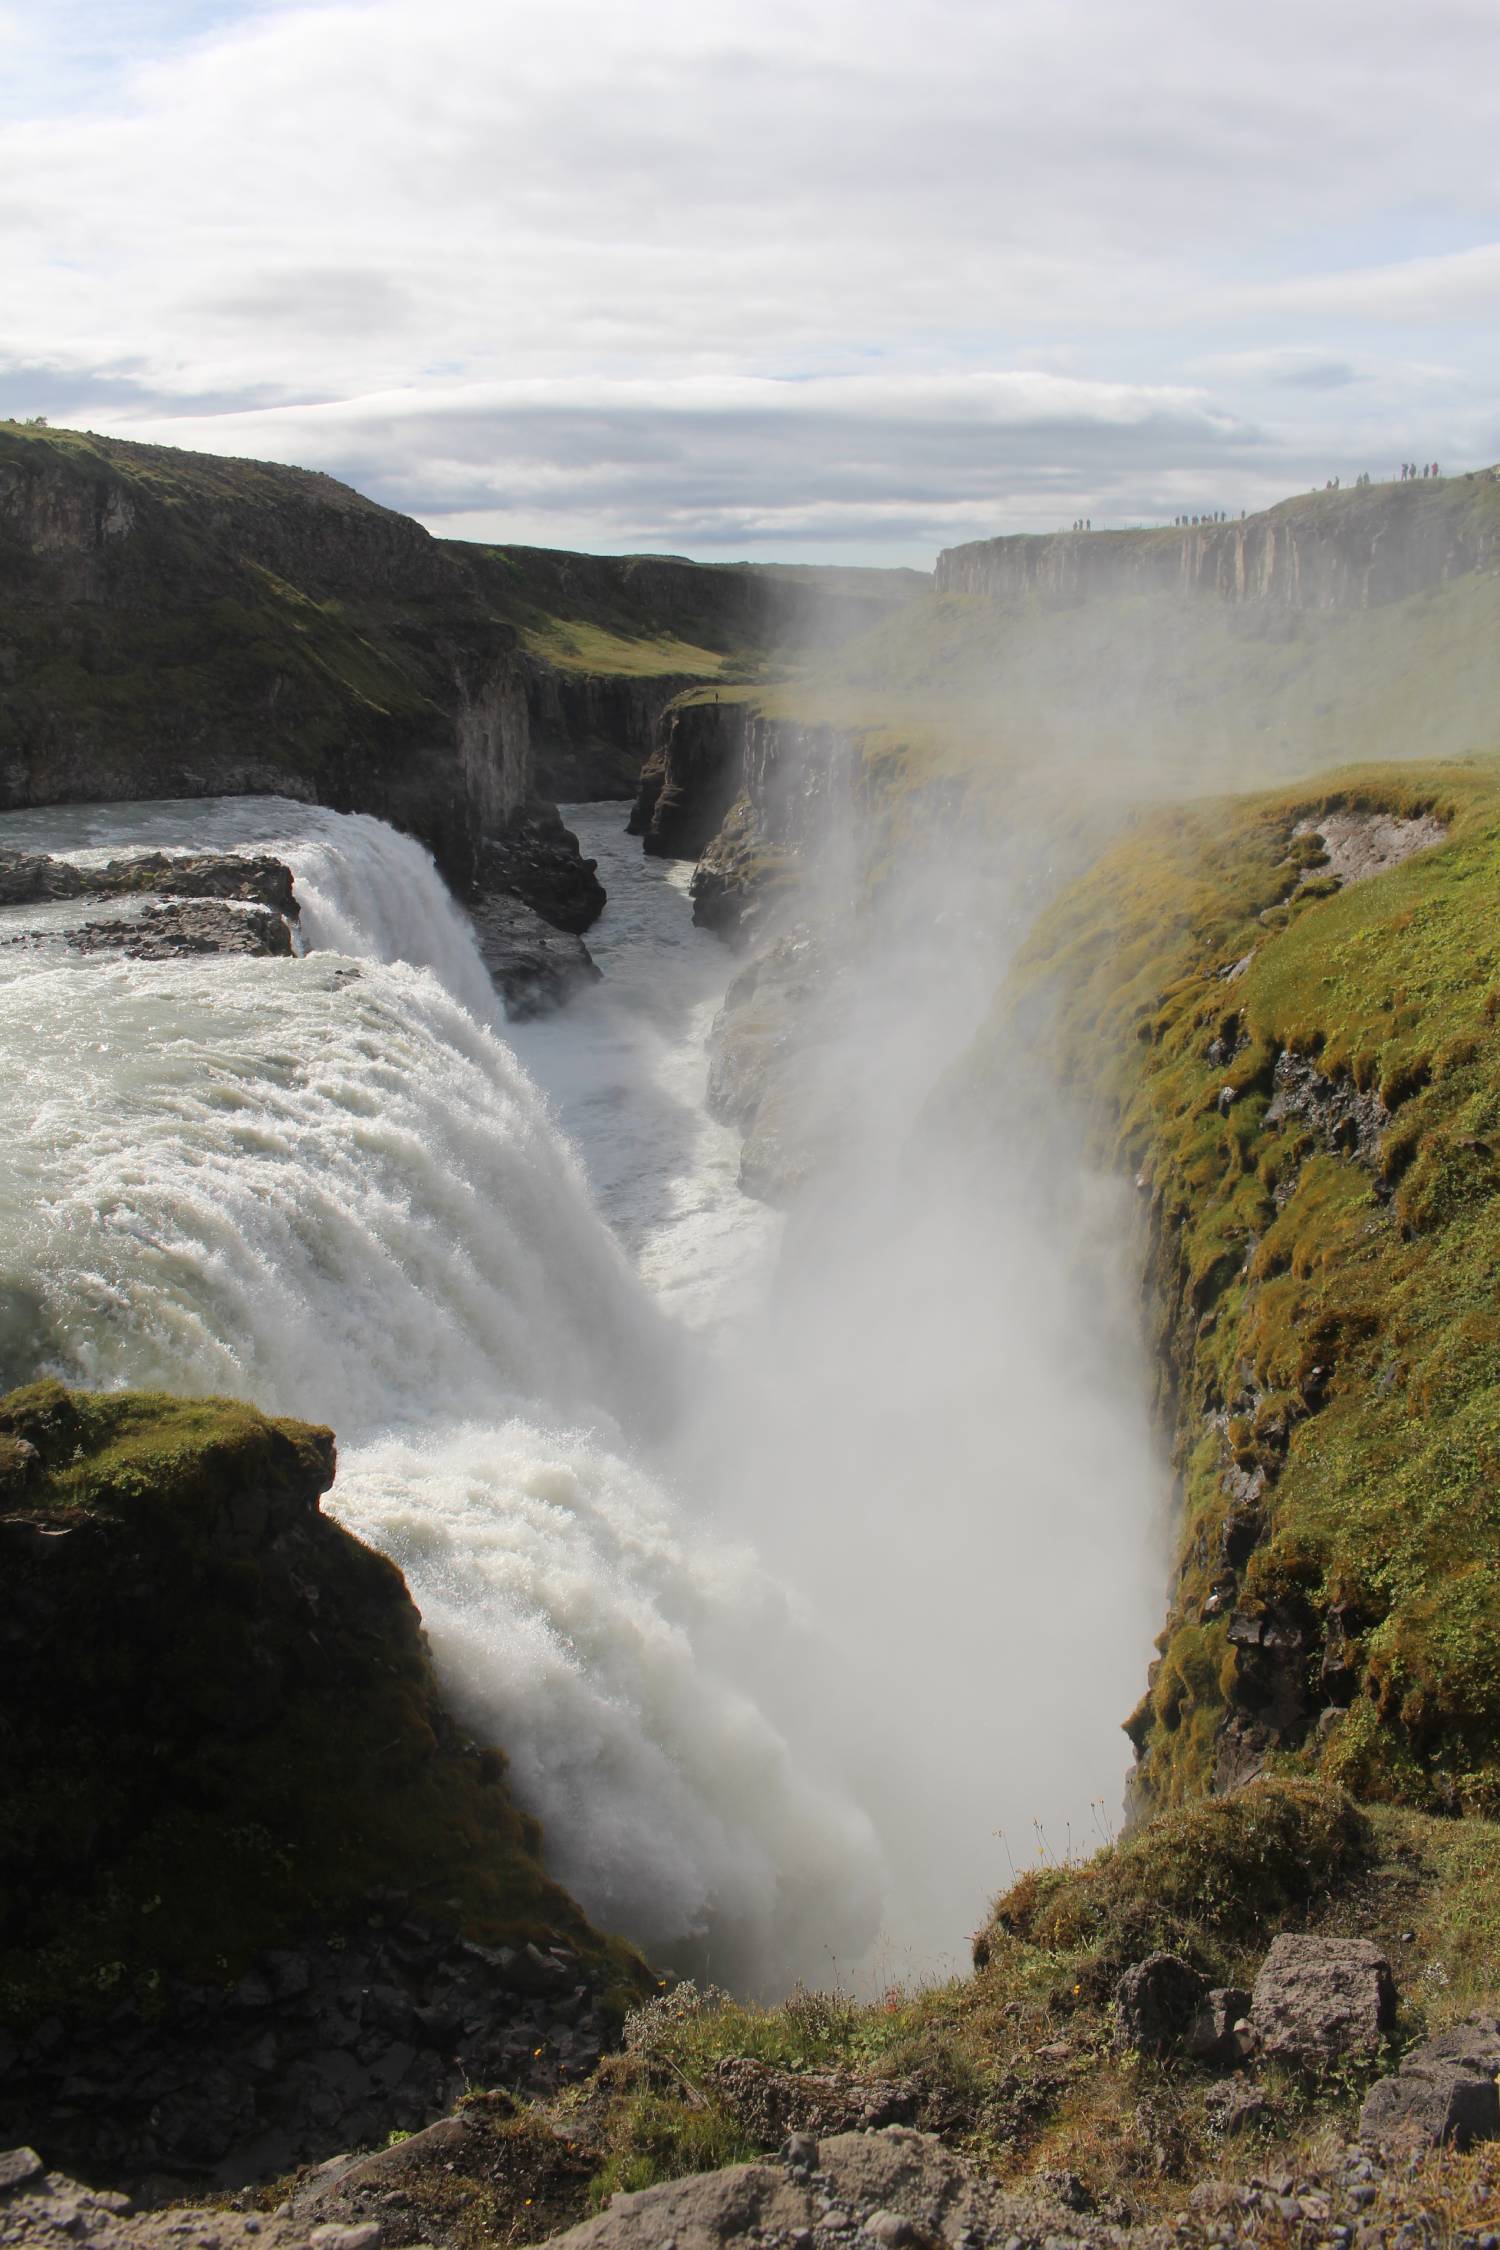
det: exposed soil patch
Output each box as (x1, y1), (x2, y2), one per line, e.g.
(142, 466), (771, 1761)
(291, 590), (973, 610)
(1293, 810), (1447, 888)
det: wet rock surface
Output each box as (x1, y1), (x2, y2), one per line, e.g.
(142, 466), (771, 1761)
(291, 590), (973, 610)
(0, 850), (298, 917)
(473, 813), (605, 938)
(467, 889), (600, 1018)
(0, 849), (301, 960)
(62, 898), (295, 958)
(704, 925), (853, 1202)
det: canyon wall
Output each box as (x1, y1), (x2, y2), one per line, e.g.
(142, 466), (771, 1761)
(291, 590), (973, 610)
(936, 473), (1500, 612)
(0, 426), (924, 908)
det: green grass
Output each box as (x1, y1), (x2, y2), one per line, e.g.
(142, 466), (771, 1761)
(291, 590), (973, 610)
(456, 1780), (1500, 2230)
(519, 617), (730, 679)
(991, 758), (1500, 1811)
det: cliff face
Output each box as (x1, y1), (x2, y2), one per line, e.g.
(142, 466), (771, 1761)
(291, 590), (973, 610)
(523, 663), (696, 801)
(0, 427), (523, 891)
(630, 700), (751, 858)
(628, 696), (856, 931)
(998, 763), (1500, 1822)
(936, 473), (1500, 612)
(0, 425), (927, 903)
(0, 1379), (634, 2181)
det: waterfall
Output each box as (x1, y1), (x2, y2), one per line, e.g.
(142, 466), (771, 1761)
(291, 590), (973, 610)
(0, 797), (883, 1989)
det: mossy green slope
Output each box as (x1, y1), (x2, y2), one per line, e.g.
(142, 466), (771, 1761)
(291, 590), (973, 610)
(0, 1380), (638, 2028)
(1000, 758), (1500, 1814)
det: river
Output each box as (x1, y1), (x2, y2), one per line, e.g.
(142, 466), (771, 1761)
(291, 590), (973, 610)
(0, 795), (878, 1991)
(0, 790), (1158, 1995)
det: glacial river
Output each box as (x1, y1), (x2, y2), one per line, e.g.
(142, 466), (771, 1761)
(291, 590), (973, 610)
(0, 791), (1157, 1993)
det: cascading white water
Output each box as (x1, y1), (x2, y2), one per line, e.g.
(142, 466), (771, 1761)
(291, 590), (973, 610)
(4, 789), (1160, 1992)
(0, 796), (882, 1989)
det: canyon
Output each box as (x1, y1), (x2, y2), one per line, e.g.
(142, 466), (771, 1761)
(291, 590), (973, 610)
(3, 433), (1500, 2240)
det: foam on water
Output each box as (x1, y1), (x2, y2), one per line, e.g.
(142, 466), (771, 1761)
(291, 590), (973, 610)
(0, 796), (883, 1986)
(505, 807), (782, 1338)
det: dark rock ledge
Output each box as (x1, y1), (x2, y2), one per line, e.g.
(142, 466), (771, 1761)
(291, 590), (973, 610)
(2, 1921), (612, 2191)
(0, 850), (299, 962)
(0, 837), (599, 1008)
(0, 1381), (639, 2191)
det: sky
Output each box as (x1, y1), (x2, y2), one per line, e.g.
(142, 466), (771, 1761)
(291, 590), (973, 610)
(3, 0), (1500, 565)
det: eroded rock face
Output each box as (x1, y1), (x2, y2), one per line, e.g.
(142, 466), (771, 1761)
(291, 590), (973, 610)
(1248, 1935), (1395, 2068)
(630, 701), (749, 860)
(935, 482), (1500, 611)
(467, 889), (600, 1018)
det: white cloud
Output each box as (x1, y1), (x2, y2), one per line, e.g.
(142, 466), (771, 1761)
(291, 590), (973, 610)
(4, 0), (1500, 558)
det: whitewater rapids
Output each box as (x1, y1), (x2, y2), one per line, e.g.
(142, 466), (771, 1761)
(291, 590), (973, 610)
(0, 797), (881, 1988)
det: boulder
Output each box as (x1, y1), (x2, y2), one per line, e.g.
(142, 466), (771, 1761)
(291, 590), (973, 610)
(465, 887), (600, 1018)
(1249, 1935), (1395, 2068)
(1360, 2015), (1500, 2151)
(1115, 1953), (1207, 2056)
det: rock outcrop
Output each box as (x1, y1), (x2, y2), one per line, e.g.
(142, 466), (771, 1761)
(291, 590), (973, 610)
(57, 897), (294, 959)
(0, 425), (923, 919)
(1360, 2016), (1500, 2150)
(1114, 1955), (1207, 2058)
(0, 1380), (634, 2185)
(0, 849), (297, 918)
(545, 2125), (1113, 2250)
(629, 701), (750, 858)
(0, 848), (302, 960)
(936, 474), (1500, 612)
(466, 888), (601, 1018)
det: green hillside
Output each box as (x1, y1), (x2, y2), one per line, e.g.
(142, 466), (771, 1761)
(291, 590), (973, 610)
(996, 758), (1500, 1815)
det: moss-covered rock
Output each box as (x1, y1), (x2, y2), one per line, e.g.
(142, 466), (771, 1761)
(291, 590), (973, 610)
(994, 758), (1500, 1814)
(0, 1380), (634, 2028)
